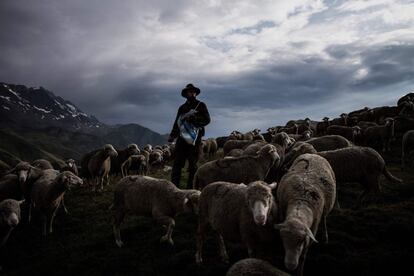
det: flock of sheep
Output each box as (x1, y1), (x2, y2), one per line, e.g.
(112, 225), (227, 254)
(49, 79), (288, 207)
(1, 93), (414, 275)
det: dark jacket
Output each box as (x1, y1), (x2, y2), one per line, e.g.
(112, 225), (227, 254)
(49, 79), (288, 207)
(170, 99), (210, 140)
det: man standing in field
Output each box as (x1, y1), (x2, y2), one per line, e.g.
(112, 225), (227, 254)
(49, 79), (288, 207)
(168, 83), (210, 188)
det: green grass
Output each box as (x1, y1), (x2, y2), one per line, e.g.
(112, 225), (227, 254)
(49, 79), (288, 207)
(1, 151), (414, 276)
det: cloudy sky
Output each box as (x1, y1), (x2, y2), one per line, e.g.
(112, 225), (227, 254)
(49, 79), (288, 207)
(1, 0), (413, 137)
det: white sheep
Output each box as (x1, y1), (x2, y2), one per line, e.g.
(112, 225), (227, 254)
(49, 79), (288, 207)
(275, 154), (336, 276)
(112, 175), (200, 247)
(195, 181), (278, 264)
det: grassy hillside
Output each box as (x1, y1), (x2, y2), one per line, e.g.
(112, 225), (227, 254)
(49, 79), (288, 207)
(0, 129), (65, 166)
(1, 148), (413, 276)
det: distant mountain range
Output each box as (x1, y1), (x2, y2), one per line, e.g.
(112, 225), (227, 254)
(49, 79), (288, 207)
(0, 82), (167, 166)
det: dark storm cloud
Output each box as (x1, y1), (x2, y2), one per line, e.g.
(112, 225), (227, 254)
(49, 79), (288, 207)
(355, 44), (414, 88)
(201, 57), (354, 110)
(0, 0), (413, 137)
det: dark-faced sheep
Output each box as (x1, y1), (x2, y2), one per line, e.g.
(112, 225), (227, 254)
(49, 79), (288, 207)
(110, 144), (140, 176)
(316, 117), (330, 136)
(283, 143), (402, 206)
(31, 170), (83, 236)
(275, 154), (336, 276)
(326, 125), (361, 144)
(226, 258), (291, 276)
(149, 148), (164, 171)
(61, 159), (79, 176)
(112, 175), (200, 247)
(318, 146), (402, 205)
(331, 113), (349, 126)
(193, 144), (279, 190)
(288, 130), (312, 142)
(364, 117), (395, 152)
(196, 181), (279, 264)
(121, 154), (147, 177)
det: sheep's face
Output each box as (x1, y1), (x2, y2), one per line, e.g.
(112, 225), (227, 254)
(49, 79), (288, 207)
(144, 145), (153, 152)
(246, 181), (276, 226)
(14, 162), (33, 184)
(303, 131), (312, 140)
(259, 145), (279, 162)
(104, 145), (118, 157)
(182, 191), (201, 215)
(275, 220), (317, 271)
(66, 159), (75, 168)
(353, 126), (362, 136)
(127, 144), (140, 156)
(150, 152), (163, 165)
(0, 200), (22, 228)
(61, 172), (83, 189)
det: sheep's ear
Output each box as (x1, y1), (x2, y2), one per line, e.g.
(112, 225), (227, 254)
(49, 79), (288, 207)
(18, 200), (25, 205)
(183, 197), (189, 205)
(306, 227), (318, 243)
(269, 182), (278, 190)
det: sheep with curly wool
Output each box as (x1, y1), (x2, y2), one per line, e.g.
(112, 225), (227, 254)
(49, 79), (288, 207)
(195, 181), (279, 264)
(276, 154), (336, 276)
(193, 144), (279, 190)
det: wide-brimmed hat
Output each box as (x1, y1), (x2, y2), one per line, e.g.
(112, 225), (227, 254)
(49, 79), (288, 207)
(181, 83), (200, 97)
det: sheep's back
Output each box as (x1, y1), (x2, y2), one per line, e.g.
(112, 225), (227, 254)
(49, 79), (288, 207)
(117, 176), (179, 216)
(198, 157), (264, 185)
(307, 135), (352, 151)
(280, 154), (336, 214)
(319, 146), (383, 183)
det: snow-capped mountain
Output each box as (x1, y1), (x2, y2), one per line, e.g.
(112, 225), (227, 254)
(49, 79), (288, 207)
(0, 82), (167, 161)
(0, 82), (104, 130)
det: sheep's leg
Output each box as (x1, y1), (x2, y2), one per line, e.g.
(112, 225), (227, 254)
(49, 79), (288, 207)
(0, 229), (12, 247)
(334, 197), (341, 209)
(156, 216), (175, 245)
(91, 177), (97, 192)
(41, 213), (47, 236)
(100, 176), (104, 191)
(356, 190), (368, 208)
(321, 215), (329, 243)
(113, 210), (125, 247)
(382, 140), (387, 152)
(49, 207), (59, 234)
(297, 246), (310, 276)
(195, 220), (208, 264)
(214, 231), (229, 264)
(28, 202), (32, 223)
(105, 174), (110, 186)
(61, 198), (69, 214)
